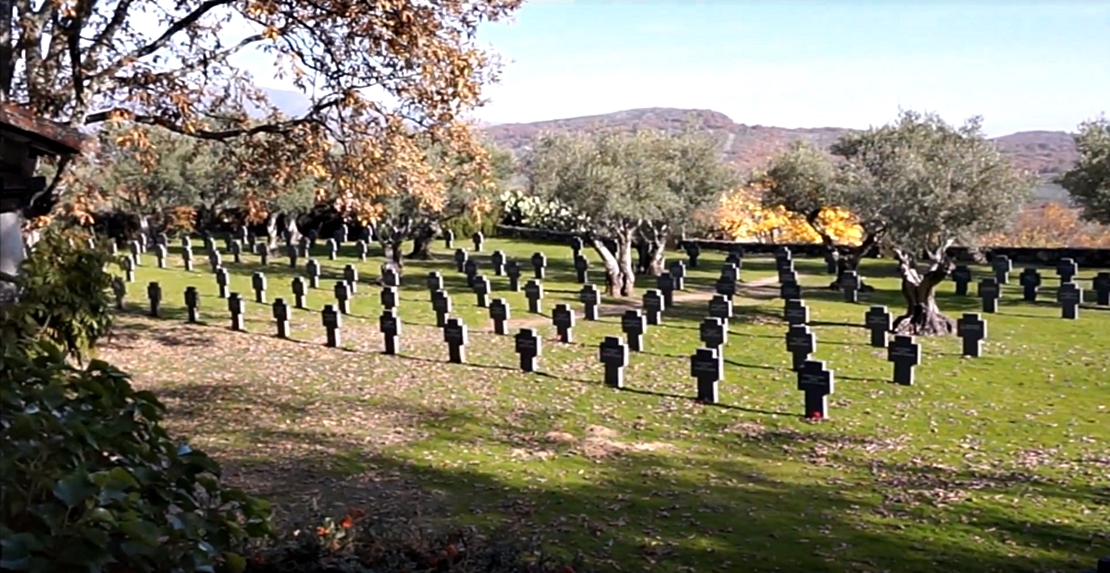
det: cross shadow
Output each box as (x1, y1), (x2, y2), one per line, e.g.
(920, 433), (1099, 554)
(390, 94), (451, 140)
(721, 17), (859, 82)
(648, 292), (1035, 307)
(722, 359), (778, 371)
(619, 387), (800, 417)
(810, 320), (862, 329)
(835, 374), (889, 384)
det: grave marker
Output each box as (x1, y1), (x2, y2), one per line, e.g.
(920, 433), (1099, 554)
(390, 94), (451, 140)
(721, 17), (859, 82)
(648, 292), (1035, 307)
(570, 236), (584, 258)
(725, 248), (743, 266)
(431, 290), (451, 327)
(463, 258), (478, 288)
(1094, 272), (1110, 306)
(214, 267), (229, 298)
(579, 284), (600, 320)
(122, 256), (135, 282)
(1019, 267), (1042, 302)
(598, 336), (628, 388)
(1057, 281), (1082, 320)
(839, 271), (861, 303)
(259, 245), (270, 266)
(155, 244), (167, 268)
(180, 245), (193, 270)
(978, 278), (1000, 313)
(643, 289), (665, 325)
(443, 318), (468, 363)
(797, 360), (834, 419)
(489, 298), (510, 335)
(322, 304), (341, 347)
(531, 252), (547, 279)
(473, 275), (491, 307)
(343, 264), (359, 294)
(785, 324), (816, 371)
(356, 240), (368, 262)
(426, 271), (444, 293)
(777, 263), (796, 285)
(887, 335), (920, 386)
(715, 277), (736, 298)
(326, 238), (338, 261)
(780, 279), (802, 301)
(957, 313), (986, 358)
(333, 281), (351, 314)
(130, 241), (142, 266)
(656, 272), (675, 307)
(684, 241), (701, 267)
(444, 229), (454, 249)
(380, 264), (400, 288)
(272, 298), (291, 338)
(230, 239), (242, 264)
(991, 254), (1012, 284)
(621, 309), (646, 352)
(506, 260), (522, 291)
(708, 294), (734, 326)
(380, 286), (398, 310)
(690, 348), (722, 404)
(306, 259), (321, 288)
(514, 328), (541, 372)
(228, 292), (245, 331)
(251, 272), (268, 303)
(146, 282), (162, 318)
(864, 305), (892, 348)
(111, 278), (126, 310)
(491, 250), (506, 276)
(720, 262), (739, 284)
(292, 277), (307, 309)
(379, 309), (401, 355)
(208, 250), (222, 273)
(669, 260), (687, 290)
(1056, 257), (1078, 284)
(471, 231), (484, 252)
(552, 303), (575, 343)
(784, 298), (810, 326)
(699, 317), (727, 349)
(454, 248), (468, 273)
(574, 254), (589, 284)
(184, 286), (199, 323)
(524, 280), (544, 314)
(824, 249), (839, 274)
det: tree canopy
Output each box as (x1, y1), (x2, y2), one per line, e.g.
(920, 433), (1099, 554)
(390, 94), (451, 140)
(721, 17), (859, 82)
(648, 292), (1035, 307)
(1057, 116), (1110, 225)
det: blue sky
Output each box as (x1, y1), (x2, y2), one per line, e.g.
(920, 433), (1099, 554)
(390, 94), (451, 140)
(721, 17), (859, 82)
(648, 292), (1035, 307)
(250, 1), (1110, 137)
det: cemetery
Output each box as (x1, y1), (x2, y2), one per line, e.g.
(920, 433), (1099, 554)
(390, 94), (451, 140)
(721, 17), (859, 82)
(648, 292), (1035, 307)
(87, 229), (1108, 572)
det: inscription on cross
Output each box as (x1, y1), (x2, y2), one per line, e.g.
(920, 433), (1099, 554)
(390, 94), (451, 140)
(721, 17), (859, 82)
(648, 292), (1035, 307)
(552, 304), (576, 343)
(957, 313), (986, 358)
(864, 305), (892, 348)
(1057, 282), (1083, 320)
(489, 298), (510, 335)
(621, 309), (646, 352)
(579, 284), (600, 320)
(839, 271), (861, 303)
(598, 336), (628, 388)
(443, 318), (468, 364)
(887, 335), (921, 386)
(1019, 268), (1042, 302)
(708, 294), (734, 326)
(699, 317), (727, 349)
(690, 348), (722, 404)
(797, 360), (834, 420)
(784, 299), (809, 326)
(514, 328), (541, 373)
(379, 309), (401, 355)
(642, 289), (665, 325)
(785, 325), (816, 372)
(978, 278), (1000, 313)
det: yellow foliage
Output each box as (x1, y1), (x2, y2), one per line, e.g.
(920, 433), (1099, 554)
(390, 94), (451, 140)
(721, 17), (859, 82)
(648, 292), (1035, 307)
(983, 203), (1110, 248)
(716, 186), (864, 245)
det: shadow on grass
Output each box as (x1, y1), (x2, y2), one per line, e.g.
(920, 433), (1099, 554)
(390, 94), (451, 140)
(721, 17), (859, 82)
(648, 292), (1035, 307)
(203, 401), (1102, 573)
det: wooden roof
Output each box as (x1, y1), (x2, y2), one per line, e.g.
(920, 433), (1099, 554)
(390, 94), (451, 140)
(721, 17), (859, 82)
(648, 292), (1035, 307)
(0, 104), (93, 157)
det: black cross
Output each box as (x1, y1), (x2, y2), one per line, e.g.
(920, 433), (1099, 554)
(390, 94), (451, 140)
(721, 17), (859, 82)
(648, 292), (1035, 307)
(287, 243), (299, 268)
(514, 328), (541, 372)
(669, 261), (687, 290)
(272, 298), (290, 338)
(215, 268), (230, 299)
(531, 252), (547, 279)
(864, 305), (891, 348)
(130, 240), (142, 266)
(1094, 272), (1110, 306)
(780, 279), (801, 301)
(1055, 257), (1078, 284)
(454, 248), (469, 273)
(725, 248), (743, 266)
(292, 277), (307, 309)
(506, 260), (522, 291)
(1019, 267), (1041, 302)
(426, 271), (444, 294)
(797, 360), (834, 419)
(356, 240), (368, 262)
(699, 317), (727, 348)
(184, 286), (200, 323)
(182, 247), (194, 271)
(146, 282), (162, 318)
(343, 264), (359, 294)
(621, 309), (646, 352)
(471, 231), (484, 252)
(1057, 282), (1083, 320)
(251, 272), (268, 303)
(977, 278), (1000, 313)
(306, 259), (321, 288)
(489, 298), (510, 335)
(208, 250), (222, 273)
(684, 241), (701, 267)
(228, 292), (245, 332)
(720, 262), (739, 284)
(122, 256), (135, 282)
(155, 245), (167, 268)
(381, 286), (398, 311)
(598, 336), (628, 388)
(473, 275), (491, 307)
(777, 263), (796, 285)
(444, 229), (454, 249)
(785, 324), (816, 371)
(690, 347), (722, 404)
(326, 238), (338, 261)
(839, 271), (861, 303)
(574, 254), (589, 284)
(431, 290), (451, 327)
(381, 265), (400, 288)
(525, 280), (544, 314)
(957, 313), (986, 358)
(570, 236), (584, 258)
(443, 318), (468, 364)
(887, 335), (920, 386)
(642, 289), (665, 325)
(552, 303), (575, 343)
(991, 255), (1012, 285)
(784, 299), (809, 326)
(579, 284), (600, 320)
(708, 294), (734, 326)
(333, 281), (351, 315)
(656, 272), (675, 307)
(715, 277), (736, 298)
(379, 309), (401, 355)
(491, 250), (506, 276)
(464, 258), (478, 288)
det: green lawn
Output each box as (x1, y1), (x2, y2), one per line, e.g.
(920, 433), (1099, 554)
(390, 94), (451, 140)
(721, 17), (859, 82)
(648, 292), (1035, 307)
(101, 236), (1110, 573)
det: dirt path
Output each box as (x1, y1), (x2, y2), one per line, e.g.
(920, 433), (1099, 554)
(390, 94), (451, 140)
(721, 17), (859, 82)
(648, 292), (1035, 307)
(510, 275), (783, 328)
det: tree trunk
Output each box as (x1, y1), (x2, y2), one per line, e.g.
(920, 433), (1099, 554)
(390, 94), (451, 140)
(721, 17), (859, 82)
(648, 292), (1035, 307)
(265, 212), (281, 249)
(616, 230), (636, 297)
(283, 215), (302, 245)
(0, 211), (25, 305)
(406, 223), (437, 260)
(645, 240), (666, 276)
(891, 250), (956, 336)
(827, 236), (879, 293)
(591, 231), (636, 297)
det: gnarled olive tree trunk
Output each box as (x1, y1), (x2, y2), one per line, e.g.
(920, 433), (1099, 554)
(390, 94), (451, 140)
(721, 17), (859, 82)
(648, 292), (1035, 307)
(406, 222), (438, 260)
(891, 248), (957, 336)
(638, 222), (669, 276)
(592, 228), (636, 297)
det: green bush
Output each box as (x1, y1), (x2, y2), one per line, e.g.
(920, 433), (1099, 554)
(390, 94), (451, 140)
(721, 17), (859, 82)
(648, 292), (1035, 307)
(442, 207), (502, 240)
(1, 229), (273, 573)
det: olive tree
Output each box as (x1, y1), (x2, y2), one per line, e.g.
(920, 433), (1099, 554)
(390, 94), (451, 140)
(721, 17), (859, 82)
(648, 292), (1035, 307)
(834, 111), (1034, 336)
(1057, 116), (1110, 225)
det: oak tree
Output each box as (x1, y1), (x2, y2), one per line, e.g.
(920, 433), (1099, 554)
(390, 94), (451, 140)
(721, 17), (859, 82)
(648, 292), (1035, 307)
(834, 110), (1034, 336)
(1057, 116), (1110, 225)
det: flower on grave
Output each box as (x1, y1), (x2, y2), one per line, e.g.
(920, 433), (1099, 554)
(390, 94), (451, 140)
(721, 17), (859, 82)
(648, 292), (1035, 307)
(811, 411), (823, 420)
(340, 516), (353, 529)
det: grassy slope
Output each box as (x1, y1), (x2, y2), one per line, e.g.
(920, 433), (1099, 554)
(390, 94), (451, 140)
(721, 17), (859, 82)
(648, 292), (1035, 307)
(100, 238), (1110, 573)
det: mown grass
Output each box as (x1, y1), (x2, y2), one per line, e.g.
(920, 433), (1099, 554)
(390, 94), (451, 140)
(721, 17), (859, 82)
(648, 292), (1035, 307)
(100, 237), (1110, 573)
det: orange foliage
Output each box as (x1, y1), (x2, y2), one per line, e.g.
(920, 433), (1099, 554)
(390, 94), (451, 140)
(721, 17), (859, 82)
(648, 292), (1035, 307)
(983, 203), (1110, 248)
(716, 186), (864, 245)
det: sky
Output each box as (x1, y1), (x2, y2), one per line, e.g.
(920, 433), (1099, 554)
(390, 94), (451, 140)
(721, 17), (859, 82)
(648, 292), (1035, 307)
(247, 1), (1110, 137)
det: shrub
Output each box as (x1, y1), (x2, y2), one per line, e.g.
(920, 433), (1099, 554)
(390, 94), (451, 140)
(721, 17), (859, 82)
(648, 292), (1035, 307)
(442, 206), (502, 240)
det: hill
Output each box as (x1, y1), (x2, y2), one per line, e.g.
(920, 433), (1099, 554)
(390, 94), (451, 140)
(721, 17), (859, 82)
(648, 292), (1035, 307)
(480, 107), (1080, 178)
